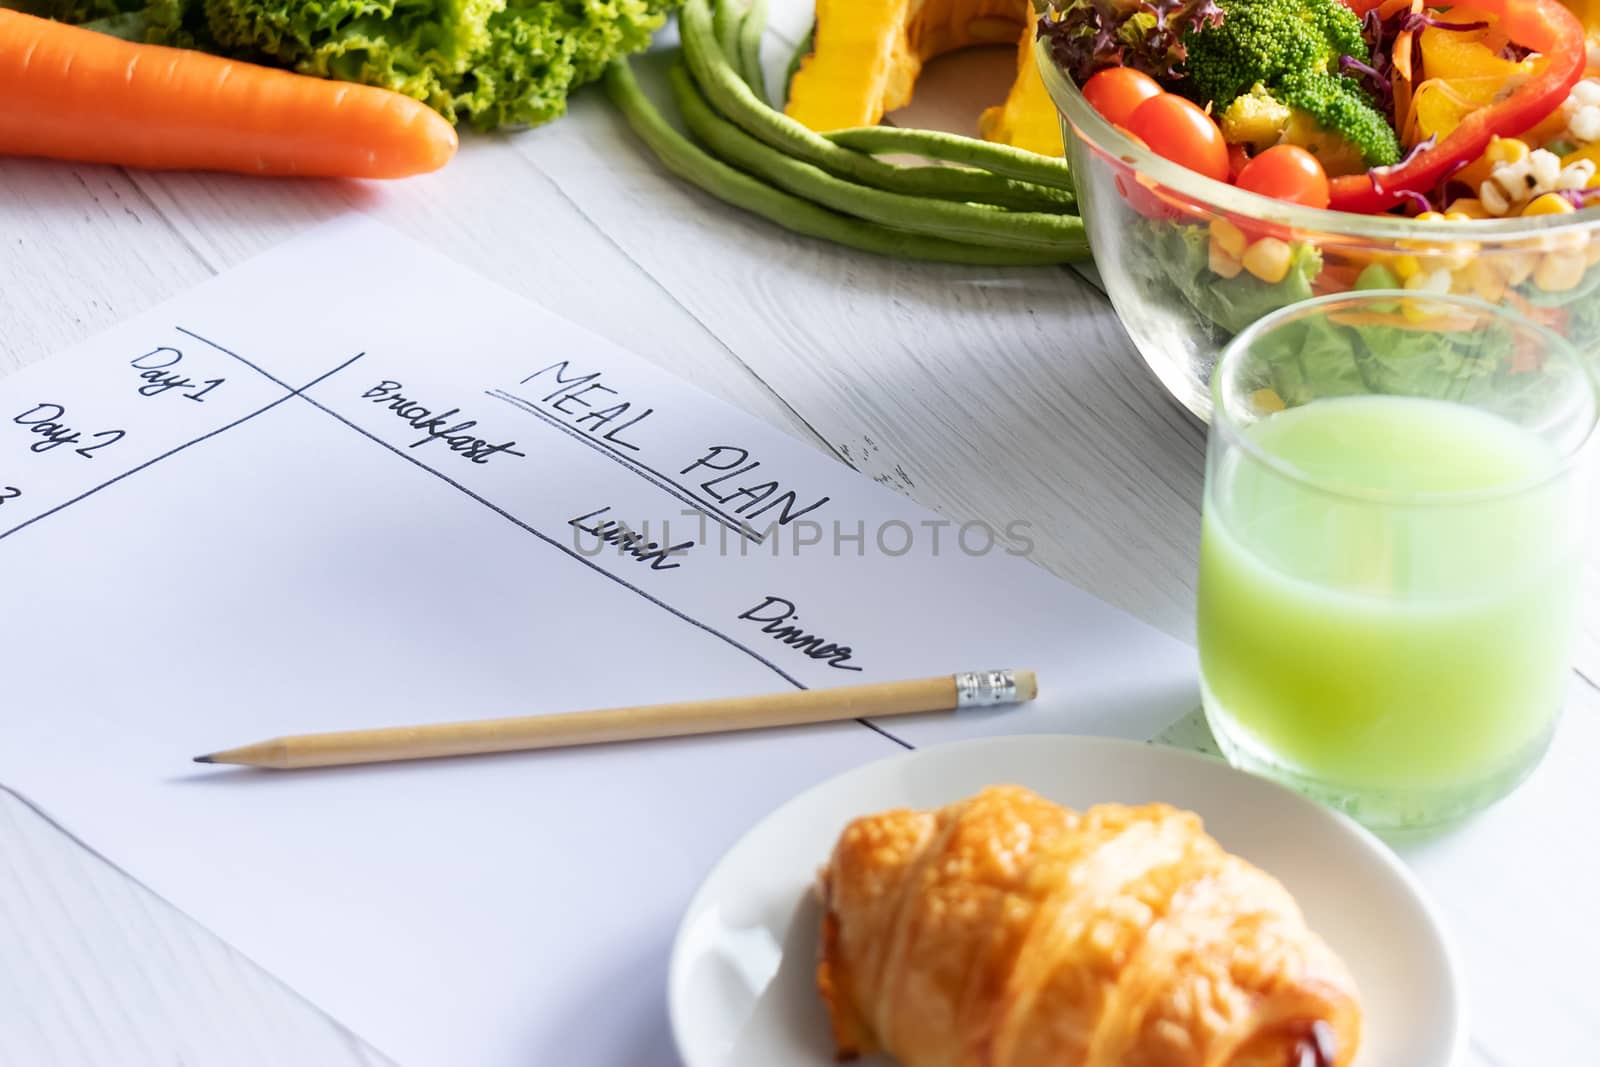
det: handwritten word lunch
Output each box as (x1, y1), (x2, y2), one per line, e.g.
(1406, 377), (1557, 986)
(568, 505), (695, 571)
(570, 510), (1038, 560)
(516, 361), (830, 529)
(361, 382), (526, 465)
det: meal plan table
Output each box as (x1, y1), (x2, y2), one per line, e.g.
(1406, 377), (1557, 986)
(0, 219), (1206, 1067)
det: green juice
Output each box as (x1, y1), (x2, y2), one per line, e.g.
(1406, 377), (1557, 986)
(1198, 395), (1581, 827)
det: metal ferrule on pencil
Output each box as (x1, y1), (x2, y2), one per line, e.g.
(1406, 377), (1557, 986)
(955, 670), (1018, 709)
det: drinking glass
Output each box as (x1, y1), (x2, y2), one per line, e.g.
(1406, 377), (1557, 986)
(1198, 291), (1597, 830)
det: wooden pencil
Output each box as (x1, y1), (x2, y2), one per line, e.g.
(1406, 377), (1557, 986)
(194, 669), (1038, 769)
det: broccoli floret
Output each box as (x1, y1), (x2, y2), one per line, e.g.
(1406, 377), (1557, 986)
(1276, 70), (1400, 169)
(1183, 0), (1366, 106)
(1182, 0), (1399, 170)
(1219, 85), (1294, 151)
(1220, 81), (1400, 173)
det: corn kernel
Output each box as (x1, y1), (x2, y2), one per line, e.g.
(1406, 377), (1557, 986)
(1401, 298), (1439, 323)
(1523, 193), (1577, 216)
(1210, 218), (1247, 259)
(1392, 254), (1422, 280)
(1415, 211), (1447, 223)
(1445, 198), (1491, 219)
(1467, 258), (1508, 302)
(1439, 241), (1477, 271)
(1501, 252), (1537, 286)
(1242, 238), (1292, 284)
(1209, 238), (1243, 279)
(1250, 388), (1286, 414)
(1547, 229), (1590, 253)
(1486, 137), (1531, 165)
(1534, 252), (1586, 292)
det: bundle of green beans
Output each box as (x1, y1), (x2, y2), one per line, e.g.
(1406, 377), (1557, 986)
(603, 0), (1088, 265)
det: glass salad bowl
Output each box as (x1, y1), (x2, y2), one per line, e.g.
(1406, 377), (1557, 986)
(1036, 43), (1600, 421)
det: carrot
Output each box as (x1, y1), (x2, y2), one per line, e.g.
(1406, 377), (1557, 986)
(0, 10), (457, 179)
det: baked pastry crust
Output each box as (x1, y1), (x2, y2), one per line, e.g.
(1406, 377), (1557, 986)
(816, 785), (1361, 1067)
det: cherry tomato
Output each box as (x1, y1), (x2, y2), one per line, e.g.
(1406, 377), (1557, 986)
(1110, 126), (1181, 220)
(1125, 94), (1229, 183)
(1083, 68), (1165, 128)
(1235, 145), (1332, 209)
(1113, 124), (1149, 149)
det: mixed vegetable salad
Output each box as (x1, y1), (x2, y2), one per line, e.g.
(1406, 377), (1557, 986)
(1040, 0), (1600, 355)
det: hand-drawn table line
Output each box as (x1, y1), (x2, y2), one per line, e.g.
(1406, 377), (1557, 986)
(0, 350), (366, 545)
(486, 388), (763, 543)
(174, 326), (917, 754)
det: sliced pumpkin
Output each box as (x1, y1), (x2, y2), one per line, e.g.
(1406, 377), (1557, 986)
(785, 0), (1063, 156)
(979, 23), (1067, 156)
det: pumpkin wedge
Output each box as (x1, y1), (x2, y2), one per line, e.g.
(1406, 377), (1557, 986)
(980, 23), (1066, 156)
(785, 0), (1064, 156)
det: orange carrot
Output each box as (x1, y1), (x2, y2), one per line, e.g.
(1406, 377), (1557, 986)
(0, 10), (457, 179)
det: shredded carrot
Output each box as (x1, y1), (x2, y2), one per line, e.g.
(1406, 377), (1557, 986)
(1314, 261), (1366, 292)
(1390, 0), (1427, 134)
(0, 10), (457, 178)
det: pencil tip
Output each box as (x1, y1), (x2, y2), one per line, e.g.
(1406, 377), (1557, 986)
(193, 754), (216, 764)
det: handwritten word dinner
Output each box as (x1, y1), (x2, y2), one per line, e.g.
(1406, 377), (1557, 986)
(738, 596), (862, 671)
(362, 382), (526, 465)
(518, 362), (830, 528)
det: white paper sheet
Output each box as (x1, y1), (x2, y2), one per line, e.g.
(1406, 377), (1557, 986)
(0, 217), (1196, 1067)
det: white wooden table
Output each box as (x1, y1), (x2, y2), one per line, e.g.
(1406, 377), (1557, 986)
(3, 47), (1598, 1067)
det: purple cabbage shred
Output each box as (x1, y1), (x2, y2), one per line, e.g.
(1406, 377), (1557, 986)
(1557, 188), (1600, 208)
(1393, 188), (1436, 213)
(1397, 12), (1490, 33)
(1340, 54), (1394, 116)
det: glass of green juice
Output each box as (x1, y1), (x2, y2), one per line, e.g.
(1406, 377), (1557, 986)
(1198, 291), (1597, 830)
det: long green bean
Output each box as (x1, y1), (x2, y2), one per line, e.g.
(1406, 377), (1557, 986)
(670, 63), (1086, 252)
(603, 60), (1083, 265)
(736, 0), (770, 104)
(680, 0), (1072, 213)
(826, 126), (1076, 195)
(711, 0), (745, 63)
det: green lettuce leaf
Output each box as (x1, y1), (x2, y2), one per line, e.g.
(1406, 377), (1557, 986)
(1258, 312), (1561, 419)
(42, 0), (680, 131)
(1131, 218), (1323, 337)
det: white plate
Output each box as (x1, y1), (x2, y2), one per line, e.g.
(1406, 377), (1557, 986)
(668, 734), (1464, 1067)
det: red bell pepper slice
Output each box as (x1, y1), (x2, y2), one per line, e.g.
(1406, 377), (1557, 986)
(1329, 0), (1586, 213)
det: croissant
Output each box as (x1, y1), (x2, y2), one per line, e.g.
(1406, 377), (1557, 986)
(816, 785), (1361, 1067)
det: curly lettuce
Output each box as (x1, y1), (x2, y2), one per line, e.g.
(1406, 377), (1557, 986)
(1038, 0), (1223, 86)
(20, 0), (679, 130)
